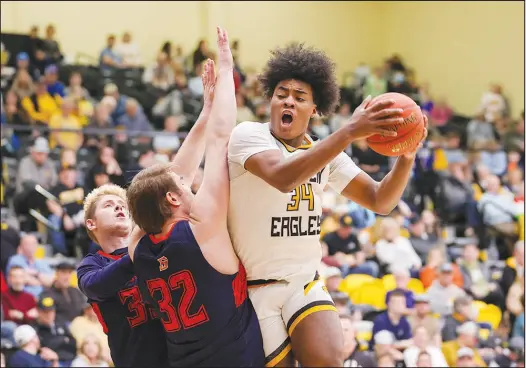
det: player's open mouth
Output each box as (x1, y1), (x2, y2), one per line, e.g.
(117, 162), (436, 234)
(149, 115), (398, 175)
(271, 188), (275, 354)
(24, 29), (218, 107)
(281, 112), (293, 125)
(116, 212), (126, 218)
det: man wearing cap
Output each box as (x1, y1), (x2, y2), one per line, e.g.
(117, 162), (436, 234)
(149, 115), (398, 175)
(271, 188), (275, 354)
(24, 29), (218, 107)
(426, 262), (467, 316)
(34, 295), (77, 366)
(407, 293), (441, 345)
(44, 65), (65, 98)
(442, 295), (477, 342)
(456, 347), (478, 367)
(103, 83), (129, 122)
(14, 52), (38, 81)
(40, 262), (86, 325)
(371, 330), (405, 367)
(321, 214), (379, 277)
(8, 324), (59, 367)
(442, 321), (486, 367)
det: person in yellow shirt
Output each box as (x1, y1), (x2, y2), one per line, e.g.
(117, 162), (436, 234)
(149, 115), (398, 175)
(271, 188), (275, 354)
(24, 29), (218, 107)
(69, 303), (110, 361)
(442, 321), (487, 367)
(21, 78), (60, 125)
(48, 97), (83, 151)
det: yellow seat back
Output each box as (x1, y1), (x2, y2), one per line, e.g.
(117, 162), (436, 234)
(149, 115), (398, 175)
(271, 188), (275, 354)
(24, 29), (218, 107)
(382, 275), (425, 295)
(340, 274), (376, 297)
(350, 280), (387, 310)
(476, 303), (502, 330)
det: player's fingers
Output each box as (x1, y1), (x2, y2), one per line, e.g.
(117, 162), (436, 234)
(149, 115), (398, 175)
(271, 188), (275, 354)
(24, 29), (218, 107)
(356, 95), (372, 111)
(366, 99), (397, 113)
(373, 116), (405, 126)
(421, 127), (428, 141)
(373, 129), (398, 137)
(370, 108), (403, 119)
(423, 113), (429, 128)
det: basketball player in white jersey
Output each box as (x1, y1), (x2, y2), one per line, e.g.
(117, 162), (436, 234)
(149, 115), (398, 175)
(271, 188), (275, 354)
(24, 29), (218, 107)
(227, 44), (428, 367)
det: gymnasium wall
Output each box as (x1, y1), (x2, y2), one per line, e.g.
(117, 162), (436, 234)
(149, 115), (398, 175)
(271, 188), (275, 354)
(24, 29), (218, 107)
(1, 1), (524, 116)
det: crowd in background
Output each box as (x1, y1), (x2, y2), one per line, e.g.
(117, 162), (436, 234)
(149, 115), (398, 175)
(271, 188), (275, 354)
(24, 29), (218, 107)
(0, 24), (524, 368)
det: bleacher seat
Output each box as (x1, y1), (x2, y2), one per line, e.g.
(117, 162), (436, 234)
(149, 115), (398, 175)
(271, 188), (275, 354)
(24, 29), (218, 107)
(473, 301), (502, 330)
(350, 279), (387, 310)
(381, 275), (425, 294)
(339, 274), (376, 297)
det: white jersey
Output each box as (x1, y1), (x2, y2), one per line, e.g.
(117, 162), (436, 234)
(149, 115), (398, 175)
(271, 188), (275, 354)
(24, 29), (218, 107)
(227, 121), (362, 281)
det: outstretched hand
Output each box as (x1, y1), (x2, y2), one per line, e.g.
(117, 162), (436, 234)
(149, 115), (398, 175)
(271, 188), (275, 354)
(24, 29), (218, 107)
(202, 59), (216, 108)
(216, 26), (233, 70)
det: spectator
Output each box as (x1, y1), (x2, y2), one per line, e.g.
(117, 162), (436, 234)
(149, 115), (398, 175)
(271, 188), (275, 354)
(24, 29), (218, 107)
(40, 262), (86, 326)
(408, 214), (438, 263)
(351, 138), (389, 181)
(310, 116), (330, 140)
(363, 66), (388, 98)
(328, 103), (351, 133)
(442, 321), (486, 367)
(501, 241), (524, 297)
(420, 247), (464, 289)
(322, 214), (379, 277)
(507, 274), (525, 320)
(455, 347), (480, 368)
(21, 77), (60, 126)
(151, 89), (184, 122)
(3, 89), (30, 127)
(85, 146), (125, 193)
(69, 304), (109, 360)
(415, 351), (433, 368)
(466, 113), (497, 150)
(192, 39), (210, 70)
(441, 295), (476, 342)
(0, 223), (19, 273)
(14, 52), (38, 81)
(188, 62), (205, 98)
(370, 290), (413, 351)
(372, 330), (405, 367)
(6, 234), (54, 298)
(103, 83), (128, 122)
(429, 97), (453, 131)
(14, 137), (57, 194)
(9, 69), (35, 101)
(479, 140), (508, 177)
(458, 242), (505, 310)
(114, 32), (142, 67)
(1, 305), (17, 348)
(65, 71), (92, 103)
(375, 217), (422, 273)
(385, 267), (415, 310)
(331, 291), (351, 314)
(99, 35), (122, 70)
(152, 115), (182, 156)
(41, 24), (63, 65)
(1, 266), (38, 325)
(116, 98), (153, 133)
(34, 296), (77, 366)
(236, 92), (256, 124)
(403, 325), (449, 367)
(340, 314), (377, 367)
(23, 26), (44, 67)
(71, 334), (109, 367)
(44, 65), (65, 99)
(512, 295), (524, 338)
(407, 294), (441, 346)
(502, 111), (525, 154)
(9, 324), (59, 367)
(321, 267), (343, 293)
(142, 51), (175, 93)
(85, 103), (114, 149)
(478, 84), (506, 123)
(426, 263), (467, 316)
(48, 97), (83, 151)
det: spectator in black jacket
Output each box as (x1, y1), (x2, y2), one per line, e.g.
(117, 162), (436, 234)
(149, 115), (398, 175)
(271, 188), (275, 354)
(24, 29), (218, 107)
(501, 240), (524, 297)
(34, 296), (77, 366)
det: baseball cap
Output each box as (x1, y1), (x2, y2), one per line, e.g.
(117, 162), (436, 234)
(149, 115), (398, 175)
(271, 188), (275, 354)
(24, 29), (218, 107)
(440, 263), (454, 273)
(374, 330), (395, 345)
(457, 347), (475, 359)
(31, 137), (50, 154)
(45, 64), (58, 75)
(414, 293), (430, 303)
(339, 214), (353, 227)
(55, 261), (76, 271)
(37, 296), (56, 311)
(59, 164), (77, 173)
(17, 52), (29, 62)
(14, 324), (37, 347)
(457, 321), (479, 336)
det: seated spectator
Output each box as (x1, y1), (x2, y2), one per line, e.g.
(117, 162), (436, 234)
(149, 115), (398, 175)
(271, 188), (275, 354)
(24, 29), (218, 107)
(458, 242), (505, 310)
(34, 296), (77, 366)
(420, 246), (464, 289)
(14, 52), (38, 81)
(99, 35), (123, 70)
(3, 89), (30, 127)
(409, 214), (439, 263)
(1, 306), (17, 348)
(9, 324), (59, 367)
(142, 51), (175, 93)
(340, 314), (377, 367)
(192, 39), (211, 71)
(44, 65), (65, 99)
(466, 113), (497, 150)
(151, 89), (184, 122)
(152, 115), (182, 156)
(236, 92), (256, 124)
(85, 103), (114, 149)
(331, 291), (351, 314)
(512, 295), (525, 338)
(375, 217), (422, 274)
(500, 240), (524, 297)
(415, 351), (433, 368)
(351, 138), (389, 181)
(478, 84), (506, 123)
(41, 24), (63, 65)
(9, 69), (35, 101)
(404, 325), (449, 367)
(441, 322), (486, 367)
(429, 97), (453, 130)
(21, 77), (60, 126)
(370, 290), (413, 351)
(407, 294), (441, 346)
(328, 103), (351, 133)
(6, 234), (54, 298)
(69, 304), (109, 360)
(442, 131), (468, 169)
(479, 140), (507, 177)
(188, 62), (205, 98)
(507, 274), (525, 321)
(103, 83), (128, 122)
(456, 347), (480, 368)
(85, 146), (125, 193)
(322, 214), (379, 277)
(48, 97), (83, 151)
(372, 330), (405, 367)
(71, 334), (109, 367)
(1, 266), (38, 325)
(426, 263), (467, 316)
(385, 267), (415, 310)
(65, 71), (94, 123)
(41, 262), (86, 326)
(322, 266), (343, 293)
(363, 67), (388, 98)
(310, 116), (330, 139)
(0, 223), (20, 274)
(502, 110), (525, 154)
(115, 32), (142, 67)
(442, 295), (476, 342)
(117, 98), (152, 134)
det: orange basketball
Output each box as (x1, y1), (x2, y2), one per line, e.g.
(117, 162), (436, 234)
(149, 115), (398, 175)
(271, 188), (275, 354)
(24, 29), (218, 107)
(366, 92), (425, 157)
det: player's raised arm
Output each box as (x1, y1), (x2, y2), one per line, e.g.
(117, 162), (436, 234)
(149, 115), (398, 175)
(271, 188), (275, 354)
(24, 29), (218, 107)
(169, 59), (216, 187)
(190, 27), (235, 238)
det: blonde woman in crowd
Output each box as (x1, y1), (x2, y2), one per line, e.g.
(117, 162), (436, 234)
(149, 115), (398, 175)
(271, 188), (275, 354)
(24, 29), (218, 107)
(70, 334), (109, 368)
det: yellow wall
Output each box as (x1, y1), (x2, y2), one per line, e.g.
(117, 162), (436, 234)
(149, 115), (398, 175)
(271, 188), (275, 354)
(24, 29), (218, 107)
(1, 1), (523, 115)
(378, 1), (524, 116)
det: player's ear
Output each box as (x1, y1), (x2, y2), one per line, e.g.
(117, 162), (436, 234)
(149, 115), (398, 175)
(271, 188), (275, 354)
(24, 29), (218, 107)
(85, 219), (96, 231)
(166, 192), (180, 207)
(311, 106), (317, 118)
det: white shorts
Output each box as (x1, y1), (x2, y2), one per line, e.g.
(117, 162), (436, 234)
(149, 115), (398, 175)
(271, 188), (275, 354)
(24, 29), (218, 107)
(247, 273), (337, 367)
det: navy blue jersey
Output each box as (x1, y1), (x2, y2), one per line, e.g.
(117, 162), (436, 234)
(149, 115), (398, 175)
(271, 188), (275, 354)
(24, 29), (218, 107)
(134, 221), (264, 367)
(77, 248), (168, 367)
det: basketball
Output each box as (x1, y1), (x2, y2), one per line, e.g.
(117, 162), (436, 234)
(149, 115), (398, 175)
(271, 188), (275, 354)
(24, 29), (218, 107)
(366, 92), (425, 157)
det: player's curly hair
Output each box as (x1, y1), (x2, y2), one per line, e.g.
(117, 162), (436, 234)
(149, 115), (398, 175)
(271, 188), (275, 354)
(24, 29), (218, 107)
(258, 43), (340, 116)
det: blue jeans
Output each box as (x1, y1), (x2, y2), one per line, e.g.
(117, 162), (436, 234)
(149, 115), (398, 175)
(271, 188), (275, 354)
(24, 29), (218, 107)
(1, 320), (17, 345)
(342, 261), (380, 278)
(48, 214), (68, 255)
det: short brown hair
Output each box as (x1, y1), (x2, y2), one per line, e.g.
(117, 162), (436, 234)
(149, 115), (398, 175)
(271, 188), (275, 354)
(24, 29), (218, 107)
(126, 163), (181, 234)
(83, 184), (127, 242)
